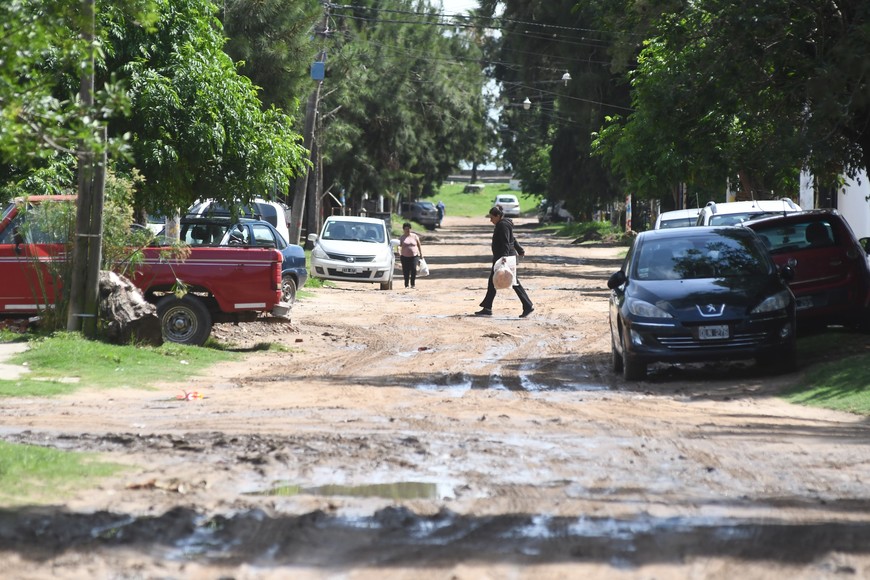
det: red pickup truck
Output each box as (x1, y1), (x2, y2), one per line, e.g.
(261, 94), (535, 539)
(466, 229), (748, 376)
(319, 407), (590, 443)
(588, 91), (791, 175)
(0, 196), (289, 345)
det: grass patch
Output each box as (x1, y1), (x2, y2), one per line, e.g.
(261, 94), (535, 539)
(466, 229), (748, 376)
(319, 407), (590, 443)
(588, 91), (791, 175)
(0, 331), (235, 397)
(0, 440), (126, 505)
(433, 182), (542, 218)
(785, 331), (870, 415)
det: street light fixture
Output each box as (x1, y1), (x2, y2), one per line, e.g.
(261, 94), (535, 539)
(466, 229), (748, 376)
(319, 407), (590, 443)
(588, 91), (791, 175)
(562, 71), (572, 86)
(522, 97), (531, 110)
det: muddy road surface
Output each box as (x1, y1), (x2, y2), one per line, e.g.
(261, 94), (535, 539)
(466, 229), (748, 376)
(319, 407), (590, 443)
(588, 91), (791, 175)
(1, 216), (869, 579)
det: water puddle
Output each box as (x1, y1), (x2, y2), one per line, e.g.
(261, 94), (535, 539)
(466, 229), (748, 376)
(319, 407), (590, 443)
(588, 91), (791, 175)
(252, 481), (443, 500)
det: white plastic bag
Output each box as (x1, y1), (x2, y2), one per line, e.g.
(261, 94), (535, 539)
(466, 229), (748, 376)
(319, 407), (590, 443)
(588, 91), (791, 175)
(492, 255), (517, 289)
(417, 257), (430, 277)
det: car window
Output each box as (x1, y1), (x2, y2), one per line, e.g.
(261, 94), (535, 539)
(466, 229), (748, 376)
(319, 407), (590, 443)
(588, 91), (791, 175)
(708, 212), (761, 226)
(659, 217), (697, 229)
(751, 220), (837, 253)
(635, 236), (767, 280)
(252, 223), (283, 248)
(0, 205), (71, 244)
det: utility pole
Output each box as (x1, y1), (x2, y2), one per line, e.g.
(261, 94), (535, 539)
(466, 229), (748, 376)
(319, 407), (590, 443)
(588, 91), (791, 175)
(288, 4), (329, 245)
(67, 0), (104, 337)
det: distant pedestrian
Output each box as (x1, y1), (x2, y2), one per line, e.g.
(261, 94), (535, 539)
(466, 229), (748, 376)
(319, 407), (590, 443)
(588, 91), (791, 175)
(475, 205), (534, 317)
(399, 222), (423, 288)
(436, 200), (446, 226)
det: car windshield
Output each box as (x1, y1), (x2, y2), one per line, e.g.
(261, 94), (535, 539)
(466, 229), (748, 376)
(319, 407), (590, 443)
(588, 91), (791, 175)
(635, 235), (768, 280)
(418, 202), (435, 210)
(497, 196), (517, 204)
(323, 221), (384, 243)
(751, 220), (837, 253)
(708, 211), (786, 226)
(659, 217), (697, 229)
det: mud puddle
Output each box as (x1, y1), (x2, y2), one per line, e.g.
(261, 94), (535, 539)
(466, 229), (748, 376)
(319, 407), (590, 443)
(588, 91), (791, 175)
(2, 506), (867, 571)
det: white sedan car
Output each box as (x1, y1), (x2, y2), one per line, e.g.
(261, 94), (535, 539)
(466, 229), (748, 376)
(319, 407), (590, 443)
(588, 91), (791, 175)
(308, 216), (399, 290)
(493, 194), (521, 217)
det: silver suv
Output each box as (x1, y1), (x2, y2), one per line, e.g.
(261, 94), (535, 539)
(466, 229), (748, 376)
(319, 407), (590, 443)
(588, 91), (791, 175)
(400, 201), (439, 230)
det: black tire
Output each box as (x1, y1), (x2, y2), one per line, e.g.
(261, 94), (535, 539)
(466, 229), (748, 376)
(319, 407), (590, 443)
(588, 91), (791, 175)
(621, 332), (646, 381)
(281, 274), (297, 304)
(611, 331), (623, 373)
(380, 278), (393, 291)
(156, 295), (213, 346)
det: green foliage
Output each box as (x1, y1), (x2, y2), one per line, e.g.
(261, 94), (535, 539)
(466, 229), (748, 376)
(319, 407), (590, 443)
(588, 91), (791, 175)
(106, 0), (308, 215)
(491, 0), (630, 215)
(0, 331), (236, 396)
(0, 440), (126, 505)
(220, 0), (322, 111)
(320, 0), (491, 203)
(593, 0), (870, 201)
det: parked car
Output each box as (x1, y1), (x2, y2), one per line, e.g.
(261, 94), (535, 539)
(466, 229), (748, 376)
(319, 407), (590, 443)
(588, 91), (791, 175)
(696, 198), (801, 226)
(186, 198), (291, 243)
(0, 196), (288, 346)
(172, 217), (306, 305)
(607, 227), (797, 380)
(654, 208), (702, 229)
(538, 200), (573, 224)
(744, 209), (870, 330)
(307, 216), (398, 290)
(493, 194), (521, 217)
(399, 201), (439, 230)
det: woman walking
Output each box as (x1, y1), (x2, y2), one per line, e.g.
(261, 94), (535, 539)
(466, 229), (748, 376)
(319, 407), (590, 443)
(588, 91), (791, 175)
(399, 222), (423, 288)
(475, 205), (534, 317)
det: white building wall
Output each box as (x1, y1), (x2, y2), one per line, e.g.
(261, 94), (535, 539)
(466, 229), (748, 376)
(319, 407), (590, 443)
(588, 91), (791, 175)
(839, 170), (870, 239)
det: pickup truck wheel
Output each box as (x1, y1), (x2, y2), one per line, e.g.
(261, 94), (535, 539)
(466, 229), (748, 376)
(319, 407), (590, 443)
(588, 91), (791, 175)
(281, 274), (297, 304)
(157, 295), (213, 346)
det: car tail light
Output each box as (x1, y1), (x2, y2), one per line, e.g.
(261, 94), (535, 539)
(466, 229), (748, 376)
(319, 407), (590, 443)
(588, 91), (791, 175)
(272, 249), (283, 291)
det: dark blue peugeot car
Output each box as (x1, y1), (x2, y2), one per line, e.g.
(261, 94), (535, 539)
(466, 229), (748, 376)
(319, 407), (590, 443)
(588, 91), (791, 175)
(607, 227), (797, 380)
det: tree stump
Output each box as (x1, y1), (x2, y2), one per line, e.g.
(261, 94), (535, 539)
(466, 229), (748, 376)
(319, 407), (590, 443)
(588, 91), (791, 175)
(98, 271), (163, 346)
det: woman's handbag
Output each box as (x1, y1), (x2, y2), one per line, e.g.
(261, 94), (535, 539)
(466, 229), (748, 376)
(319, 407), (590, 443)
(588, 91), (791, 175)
(417, 257), (430, 277)
(492, 256), (516, 289)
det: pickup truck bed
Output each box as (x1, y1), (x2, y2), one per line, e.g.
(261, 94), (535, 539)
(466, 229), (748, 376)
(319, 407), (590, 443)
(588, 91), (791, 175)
(0, 196), (287, 345)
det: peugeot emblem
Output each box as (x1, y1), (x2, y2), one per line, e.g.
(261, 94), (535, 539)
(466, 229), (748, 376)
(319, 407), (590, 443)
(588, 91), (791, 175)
(696, 303), (725, 317)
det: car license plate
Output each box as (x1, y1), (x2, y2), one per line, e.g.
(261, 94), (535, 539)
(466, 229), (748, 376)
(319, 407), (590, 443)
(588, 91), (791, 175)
(341, 267), (360, 274)
(698, 325), (729, 340)
(796, 296), (813, 310)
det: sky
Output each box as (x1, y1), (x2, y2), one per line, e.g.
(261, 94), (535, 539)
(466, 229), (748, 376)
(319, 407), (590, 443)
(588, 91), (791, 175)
(440, 0), (479, 15)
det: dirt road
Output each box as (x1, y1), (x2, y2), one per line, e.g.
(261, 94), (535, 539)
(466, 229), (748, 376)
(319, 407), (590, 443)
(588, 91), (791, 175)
(1, 216), (869, 579)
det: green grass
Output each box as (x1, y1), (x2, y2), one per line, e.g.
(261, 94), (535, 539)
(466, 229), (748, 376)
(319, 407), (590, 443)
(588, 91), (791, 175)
(0, 331), (235, 397)
(0, 440), (127, 505)
(785, 331), (870, 415)
(427, 182), (542, 219)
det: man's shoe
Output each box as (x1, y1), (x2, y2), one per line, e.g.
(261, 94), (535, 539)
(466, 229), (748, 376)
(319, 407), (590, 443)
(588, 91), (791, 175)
(474, 308), (492, 316)
(519, 307), (535, 318)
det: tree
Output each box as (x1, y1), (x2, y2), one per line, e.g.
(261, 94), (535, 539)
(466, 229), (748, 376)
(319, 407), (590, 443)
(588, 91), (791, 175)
(318, 0), (491, 208)
(593, 0), (870, 201)
(484, 0), (631, 215)
(106, 0), (308, 216)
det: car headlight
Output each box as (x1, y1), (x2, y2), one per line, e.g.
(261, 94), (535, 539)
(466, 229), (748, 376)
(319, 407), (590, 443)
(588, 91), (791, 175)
(627, 298), (673, 318)
(311, 245), (327, 259)
(752, 290), (791, 313)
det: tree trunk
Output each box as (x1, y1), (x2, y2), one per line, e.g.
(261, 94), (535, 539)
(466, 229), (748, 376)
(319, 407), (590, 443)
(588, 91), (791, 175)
(98, 271), (162, 346)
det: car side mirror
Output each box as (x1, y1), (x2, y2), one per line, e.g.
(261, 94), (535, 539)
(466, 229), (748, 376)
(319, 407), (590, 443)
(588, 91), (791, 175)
(779, 264), (795, 282)
(607, 270), (626, 290)
(307, 233), (318, 242)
